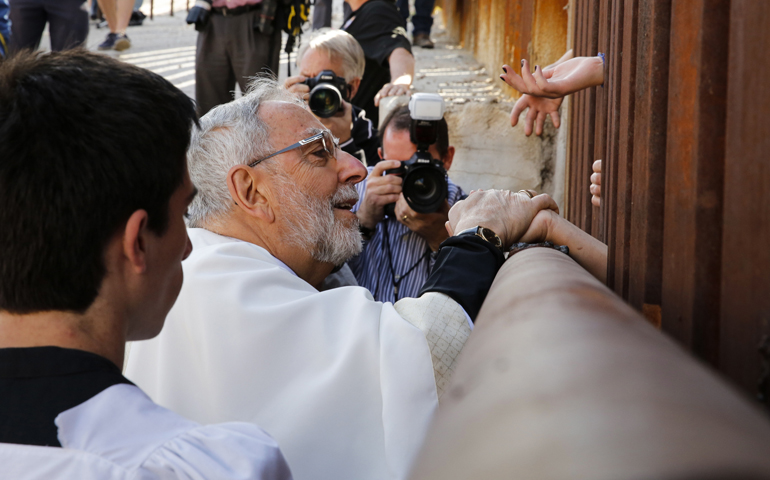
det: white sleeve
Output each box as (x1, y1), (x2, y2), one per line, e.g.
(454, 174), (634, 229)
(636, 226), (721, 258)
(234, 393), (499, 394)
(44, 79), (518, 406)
(141, 422), (293, 480)
(394, 292), (471, 399)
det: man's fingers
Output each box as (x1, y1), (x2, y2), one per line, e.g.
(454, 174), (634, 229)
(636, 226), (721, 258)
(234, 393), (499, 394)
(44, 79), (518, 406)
(524, 102), (538, 136)
(593, 159), (602, 173)
(510, 96), (529, 127)
(591, 195), (601, 207)
(550, 108), (561, 129)
(590, 171), (602, 185)
(531, 193), (559, 215)
(445, 221), (454, 237)
(535, 110), (546, 136)
(371, 159), (402, 176)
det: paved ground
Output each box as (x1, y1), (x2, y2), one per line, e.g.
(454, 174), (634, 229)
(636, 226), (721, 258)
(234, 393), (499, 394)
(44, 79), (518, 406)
(36, 0), (505, 104)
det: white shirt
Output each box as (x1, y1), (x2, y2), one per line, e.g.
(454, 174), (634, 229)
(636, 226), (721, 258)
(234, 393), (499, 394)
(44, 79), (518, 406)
(0, 383), (292, 480)
(126, 228), (458, 480)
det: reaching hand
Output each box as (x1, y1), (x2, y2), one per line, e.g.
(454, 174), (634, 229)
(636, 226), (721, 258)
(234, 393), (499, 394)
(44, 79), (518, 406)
(590, 159), (602, 207)
(510, 94), (563, 136)
(374, 83), (410, 107)
(356, 160), (403, 230)
(446, 189), (559, 250)
(500, 56), (604, 99)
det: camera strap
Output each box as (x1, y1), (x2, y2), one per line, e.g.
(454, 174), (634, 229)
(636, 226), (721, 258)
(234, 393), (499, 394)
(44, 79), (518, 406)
(382, 221), (431, 301)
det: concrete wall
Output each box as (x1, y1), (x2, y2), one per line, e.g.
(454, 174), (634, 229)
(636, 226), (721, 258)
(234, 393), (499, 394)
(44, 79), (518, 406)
(423, 0), (570, 210)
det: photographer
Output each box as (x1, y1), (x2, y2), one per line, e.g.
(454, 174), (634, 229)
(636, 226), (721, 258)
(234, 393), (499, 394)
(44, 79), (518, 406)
(285, 30), (379, 165)
(349, 100), (467, 302)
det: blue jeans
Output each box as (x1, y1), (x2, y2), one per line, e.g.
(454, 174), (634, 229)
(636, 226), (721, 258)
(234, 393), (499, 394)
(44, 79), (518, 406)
(396, 0), (434, 35)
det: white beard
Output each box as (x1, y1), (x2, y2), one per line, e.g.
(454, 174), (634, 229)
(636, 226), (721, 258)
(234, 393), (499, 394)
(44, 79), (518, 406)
(272, 175), (362, 266)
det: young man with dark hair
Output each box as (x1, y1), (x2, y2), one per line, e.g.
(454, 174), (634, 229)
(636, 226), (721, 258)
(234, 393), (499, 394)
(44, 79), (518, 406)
(349, 104), (466, 302)
(0, 49), (291, 479)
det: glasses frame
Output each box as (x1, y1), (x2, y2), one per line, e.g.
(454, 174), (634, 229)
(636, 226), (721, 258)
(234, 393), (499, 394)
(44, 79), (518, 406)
(248, 132), (334, 168)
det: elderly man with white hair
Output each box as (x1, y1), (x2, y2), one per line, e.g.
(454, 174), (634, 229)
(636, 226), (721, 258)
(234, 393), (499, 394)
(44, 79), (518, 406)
(126, 79), (558, 480)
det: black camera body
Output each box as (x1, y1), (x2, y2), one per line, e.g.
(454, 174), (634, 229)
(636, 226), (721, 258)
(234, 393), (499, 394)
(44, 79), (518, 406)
(385, 94), (448, 215)
(301, 70), (350, 118)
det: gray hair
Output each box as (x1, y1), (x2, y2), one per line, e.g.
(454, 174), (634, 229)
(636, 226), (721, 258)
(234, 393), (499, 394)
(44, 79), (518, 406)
(186, 77), (305, 228)
(297, 30), (366, 82)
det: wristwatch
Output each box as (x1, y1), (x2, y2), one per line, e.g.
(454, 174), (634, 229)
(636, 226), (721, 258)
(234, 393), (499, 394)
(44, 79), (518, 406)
(456, 226), (504, 252)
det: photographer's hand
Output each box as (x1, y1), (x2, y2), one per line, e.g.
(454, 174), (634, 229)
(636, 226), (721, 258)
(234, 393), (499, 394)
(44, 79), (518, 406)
(357, 160), (403, 230)
(284, 75), (310, 99)
(318, 100), (353, 145)
(395, 198), (451, 251)
(447, 189), (559, 249)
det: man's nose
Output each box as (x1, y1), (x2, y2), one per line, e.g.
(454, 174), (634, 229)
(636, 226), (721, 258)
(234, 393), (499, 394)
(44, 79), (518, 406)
(337, 150), (368, 184)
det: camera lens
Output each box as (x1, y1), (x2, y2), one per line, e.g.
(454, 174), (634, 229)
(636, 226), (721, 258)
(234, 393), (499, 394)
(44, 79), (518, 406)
(402, 166), (447, 213)
(308, 84), (342, 118)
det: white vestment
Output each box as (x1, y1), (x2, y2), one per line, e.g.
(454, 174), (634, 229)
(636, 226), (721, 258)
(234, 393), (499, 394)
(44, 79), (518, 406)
(126, 228), (457, 480)
(0, 383), (291, 480)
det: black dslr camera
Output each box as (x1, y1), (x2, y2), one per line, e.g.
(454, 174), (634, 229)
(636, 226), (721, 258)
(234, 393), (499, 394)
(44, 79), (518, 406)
(301, 70), (350, 118)
(385, 93), (448, 214)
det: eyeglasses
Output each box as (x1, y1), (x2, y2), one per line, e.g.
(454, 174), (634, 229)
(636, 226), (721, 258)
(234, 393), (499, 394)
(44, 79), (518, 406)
(248, 130), (339, 168)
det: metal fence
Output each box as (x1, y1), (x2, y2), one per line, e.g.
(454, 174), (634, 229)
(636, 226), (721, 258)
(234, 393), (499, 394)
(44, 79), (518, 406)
(567, 0), (770, 402)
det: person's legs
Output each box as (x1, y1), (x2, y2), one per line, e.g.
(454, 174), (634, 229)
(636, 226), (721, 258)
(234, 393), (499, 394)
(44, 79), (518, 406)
(96, 0), (131, 49)
(311, 0), (332, 30)
(396, 0), (409, 22)
(231, 11), (281, 92)
(411, 0), (434, 35)
(46, 0), (88, 51)
(195, 13), (236, 116)
(8, 0), (47, 52)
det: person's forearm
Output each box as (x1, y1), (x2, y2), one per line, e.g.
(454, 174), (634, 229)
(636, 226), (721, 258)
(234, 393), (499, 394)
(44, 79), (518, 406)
(547, 215), (608, 283)
(389, 48), (414, 86)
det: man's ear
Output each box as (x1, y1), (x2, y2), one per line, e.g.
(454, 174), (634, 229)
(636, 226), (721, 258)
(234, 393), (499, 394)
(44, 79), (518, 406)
(442, 146), (455, 171)
(227, 164), (275, 224)
(348, 77), (361, 100)
(378, 147), (384, 160)
(123, 209), (150, 274)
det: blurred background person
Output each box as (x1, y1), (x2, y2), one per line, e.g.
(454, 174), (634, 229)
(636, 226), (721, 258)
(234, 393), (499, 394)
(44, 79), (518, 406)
(9, 0), (88, 52)
(396, 0), (434, 48)
(342, 0), (413, 127)
(186, 0), (281, 116)
(95, 0), (134, 50)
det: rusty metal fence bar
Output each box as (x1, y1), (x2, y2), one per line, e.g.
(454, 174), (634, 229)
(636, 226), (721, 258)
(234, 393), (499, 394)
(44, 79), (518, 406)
(409, 249), (770, 480)
(567, 0), (770, 398)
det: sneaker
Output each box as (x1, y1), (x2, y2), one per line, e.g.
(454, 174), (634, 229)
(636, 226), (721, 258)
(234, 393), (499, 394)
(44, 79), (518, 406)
(97, 32), (118, 50)
(114, 34), (131, 51)
(413, 33), (434, 49)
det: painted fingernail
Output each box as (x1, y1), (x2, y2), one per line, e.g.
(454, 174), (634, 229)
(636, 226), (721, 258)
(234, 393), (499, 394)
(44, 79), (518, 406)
(499, 75), (505, 81)
(502, 66), (507, 73)
(521, 59), (525, 66)
(535, 65), (539, 70)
